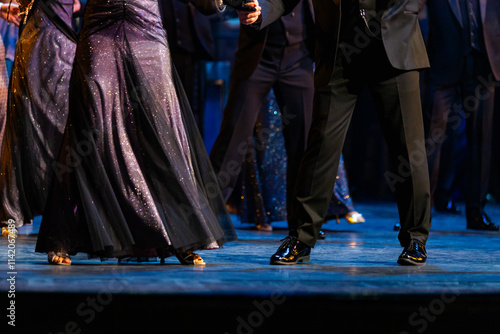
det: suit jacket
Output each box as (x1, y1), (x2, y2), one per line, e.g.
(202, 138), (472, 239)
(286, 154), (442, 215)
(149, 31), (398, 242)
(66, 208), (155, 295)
(159, 0), (216, 60)
(425, 0), (500, 84)
(231, 0), (315, 81)
(261, 0), (429, 86)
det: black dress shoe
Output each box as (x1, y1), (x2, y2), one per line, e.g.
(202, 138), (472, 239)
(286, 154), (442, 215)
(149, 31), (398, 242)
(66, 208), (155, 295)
(318, 230), (326, 240)
(397, 240), (427, 266)
(270, 236), (311, 265)
(466, 212), (499, 231)
(434, 201), (462, 215)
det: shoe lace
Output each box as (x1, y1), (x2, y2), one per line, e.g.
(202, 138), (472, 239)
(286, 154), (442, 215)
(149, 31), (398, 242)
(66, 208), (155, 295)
(279, 236), (297, 248)
(410, 240), (426, 255)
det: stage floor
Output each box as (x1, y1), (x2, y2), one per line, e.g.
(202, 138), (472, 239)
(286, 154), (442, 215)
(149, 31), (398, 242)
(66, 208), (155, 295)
(2, 201), (500, 333)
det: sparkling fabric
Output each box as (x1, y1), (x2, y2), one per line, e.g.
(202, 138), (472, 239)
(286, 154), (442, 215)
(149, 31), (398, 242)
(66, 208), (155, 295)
(238, 90), (355, 226)
(36, 0), (236, 258)
(0, 0), (76, 226)
(0, 38), (8, 154)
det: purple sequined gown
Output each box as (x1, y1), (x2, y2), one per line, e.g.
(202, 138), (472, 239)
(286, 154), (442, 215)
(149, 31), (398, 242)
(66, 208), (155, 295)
(36, 0), (236, 259)
(0, 0), (76, 226)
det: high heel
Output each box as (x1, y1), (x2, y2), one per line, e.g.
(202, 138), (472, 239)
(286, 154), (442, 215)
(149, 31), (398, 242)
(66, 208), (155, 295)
(48, 251), (71, 265)
(255, 223), (273, 231)
(1, 226), (17, 238)
(345, 211), (365, 224)
(176, 252), (206, 266)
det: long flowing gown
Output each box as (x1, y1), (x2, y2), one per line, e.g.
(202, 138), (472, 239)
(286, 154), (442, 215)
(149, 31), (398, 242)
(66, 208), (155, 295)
(0, 0), (77, 226)
(36, 0), (236, 259)
(237, 90), (358, 226)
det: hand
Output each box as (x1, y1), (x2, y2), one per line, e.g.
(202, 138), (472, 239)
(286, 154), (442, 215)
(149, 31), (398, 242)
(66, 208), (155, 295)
(418, 0), (426, 11)
(0, 3), (21, 26)
(237, 1), (261, 25)
(73, 0), (81, 13)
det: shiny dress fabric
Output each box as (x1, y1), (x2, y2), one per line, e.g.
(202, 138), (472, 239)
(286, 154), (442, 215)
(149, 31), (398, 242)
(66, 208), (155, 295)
(0, 39), (8, 154)
(238, 90), (355, 226)
(0, 0), (76, 226)
(36, 0), (236, 259)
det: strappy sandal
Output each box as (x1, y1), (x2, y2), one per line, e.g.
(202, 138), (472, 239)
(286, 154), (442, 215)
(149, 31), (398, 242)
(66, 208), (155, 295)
(255, 223), (273, 232)
(1, 226), (17, 238)
(175, 252), (205, 266)
(48, 251), (71, 265)
(345, 211), (365, 224)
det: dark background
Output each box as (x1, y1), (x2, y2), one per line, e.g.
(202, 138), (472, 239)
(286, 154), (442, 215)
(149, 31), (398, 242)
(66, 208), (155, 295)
(205, 11), (500, 205)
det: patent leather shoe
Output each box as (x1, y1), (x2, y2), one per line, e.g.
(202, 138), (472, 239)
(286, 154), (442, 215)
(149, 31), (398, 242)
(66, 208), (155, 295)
(397, 240), (427, 266)
(466, 212), (499, 231)
(270, 236), (311, 265)
(318, 230), (326, 240)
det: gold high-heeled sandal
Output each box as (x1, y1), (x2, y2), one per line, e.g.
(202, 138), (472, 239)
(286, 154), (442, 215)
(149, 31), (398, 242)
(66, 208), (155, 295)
(176, 252), (206, 266)
(1, 226), (17, 238)
(255, 223), (273, 232)
(48, 251), (71, 265)
(345, 211), (365, 224)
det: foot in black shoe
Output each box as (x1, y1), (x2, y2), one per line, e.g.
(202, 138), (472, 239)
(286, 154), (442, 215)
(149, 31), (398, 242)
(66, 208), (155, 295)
(397, 240), (427, 266)
(466, 211), (499, 231)
(270, 236), (311, 265)
(318, 230), (326, 240)
(435, 201), (461, 215)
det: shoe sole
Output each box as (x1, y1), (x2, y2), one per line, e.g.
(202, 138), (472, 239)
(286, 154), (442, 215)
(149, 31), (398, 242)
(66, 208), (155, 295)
(270, 255), (310, 265)
(397, 258), (426, 266)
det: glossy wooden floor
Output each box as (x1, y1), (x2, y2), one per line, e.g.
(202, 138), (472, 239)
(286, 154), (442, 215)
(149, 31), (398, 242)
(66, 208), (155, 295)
(2, 201), (500, 333)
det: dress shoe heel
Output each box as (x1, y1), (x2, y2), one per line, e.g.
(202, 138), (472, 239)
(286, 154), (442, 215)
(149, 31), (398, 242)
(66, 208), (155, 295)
(298, 255), (310, 263)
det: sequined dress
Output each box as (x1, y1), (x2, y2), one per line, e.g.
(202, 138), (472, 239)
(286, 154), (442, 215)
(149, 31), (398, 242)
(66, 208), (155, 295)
(0, 0), (77, 226)
(36, 0), (236, 259)
(0, 38), (8, 154)
(238, 90), (356, 226)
